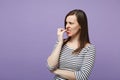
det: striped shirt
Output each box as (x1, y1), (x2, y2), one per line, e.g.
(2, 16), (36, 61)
(47, 43), (96, 80)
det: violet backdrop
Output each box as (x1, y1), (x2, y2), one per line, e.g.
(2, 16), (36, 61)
(0, 0), (120, 80)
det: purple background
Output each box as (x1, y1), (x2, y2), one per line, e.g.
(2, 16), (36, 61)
(0, 0), (120, 80)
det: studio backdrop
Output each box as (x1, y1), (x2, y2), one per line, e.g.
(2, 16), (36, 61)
(0, 0), (120, 80)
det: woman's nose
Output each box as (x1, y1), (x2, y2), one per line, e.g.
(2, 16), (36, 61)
(66, 26), (70, 30)
(66, 24), (70, 29)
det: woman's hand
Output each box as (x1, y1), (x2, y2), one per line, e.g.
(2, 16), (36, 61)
(53, 69), (76, 80)
(57, 28), (66, 43)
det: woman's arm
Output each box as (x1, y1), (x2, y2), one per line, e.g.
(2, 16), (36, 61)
(53, 69), (76, 80)
(47, 28), (66, 71)
(53, 45), (96, 80)
(47, 41), (63, 70)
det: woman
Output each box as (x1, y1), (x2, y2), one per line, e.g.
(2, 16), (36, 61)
(47, 9), (96, 80)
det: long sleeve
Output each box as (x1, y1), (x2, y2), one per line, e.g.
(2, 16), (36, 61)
(74, 45), (96, 80)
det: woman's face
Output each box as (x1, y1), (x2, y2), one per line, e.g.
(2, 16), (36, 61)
(65, 15), (81, 37)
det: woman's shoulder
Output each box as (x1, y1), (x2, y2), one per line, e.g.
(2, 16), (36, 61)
(84, 43), (96, 51)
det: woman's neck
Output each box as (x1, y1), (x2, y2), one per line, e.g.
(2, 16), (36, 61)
(67, 37), (79, 50)
(69, 32), (80, 43)
(67, 33), (80, 49)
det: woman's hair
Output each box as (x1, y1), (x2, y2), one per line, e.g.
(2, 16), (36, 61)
(63, 9), (90, 54)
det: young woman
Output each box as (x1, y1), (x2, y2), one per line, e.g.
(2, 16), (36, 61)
(47, 9), (96, 80)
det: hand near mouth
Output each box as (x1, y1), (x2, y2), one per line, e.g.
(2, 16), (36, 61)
(57, 28), (66, 43)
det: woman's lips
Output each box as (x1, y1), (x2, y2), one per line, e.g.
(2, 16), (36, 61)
(66, 30), (71, 34)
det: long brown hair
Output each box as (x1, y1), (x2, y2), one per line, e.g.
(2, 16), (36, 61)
(63, 9), (90, 54)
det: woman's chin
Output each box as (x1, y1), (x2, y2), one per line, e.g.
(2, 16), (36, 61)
(67, 34), (72, 37)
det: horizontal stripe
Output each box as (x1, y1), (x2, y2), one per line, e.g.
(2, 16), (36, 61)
(48, 43), (96, 80)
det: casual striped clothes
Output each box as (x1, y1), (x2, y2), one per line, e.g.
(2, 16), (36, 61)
(47, 43), (96, 80)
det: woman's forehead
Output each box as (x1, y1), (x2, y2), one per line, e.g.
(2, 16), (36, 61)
(66, 15), (77, 22)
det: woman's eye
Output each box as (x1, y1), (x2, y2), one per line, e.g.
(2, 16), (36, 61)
(69, 22), (73, 24)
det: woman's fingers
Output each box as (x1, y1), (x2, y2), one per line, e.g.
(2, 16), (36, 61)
(57, 28), (66, 33)
(57, 28), (66, 42)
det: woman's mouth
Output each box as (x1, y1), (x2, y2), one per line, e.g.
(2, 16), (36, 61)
(66, 30), (71, 34)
